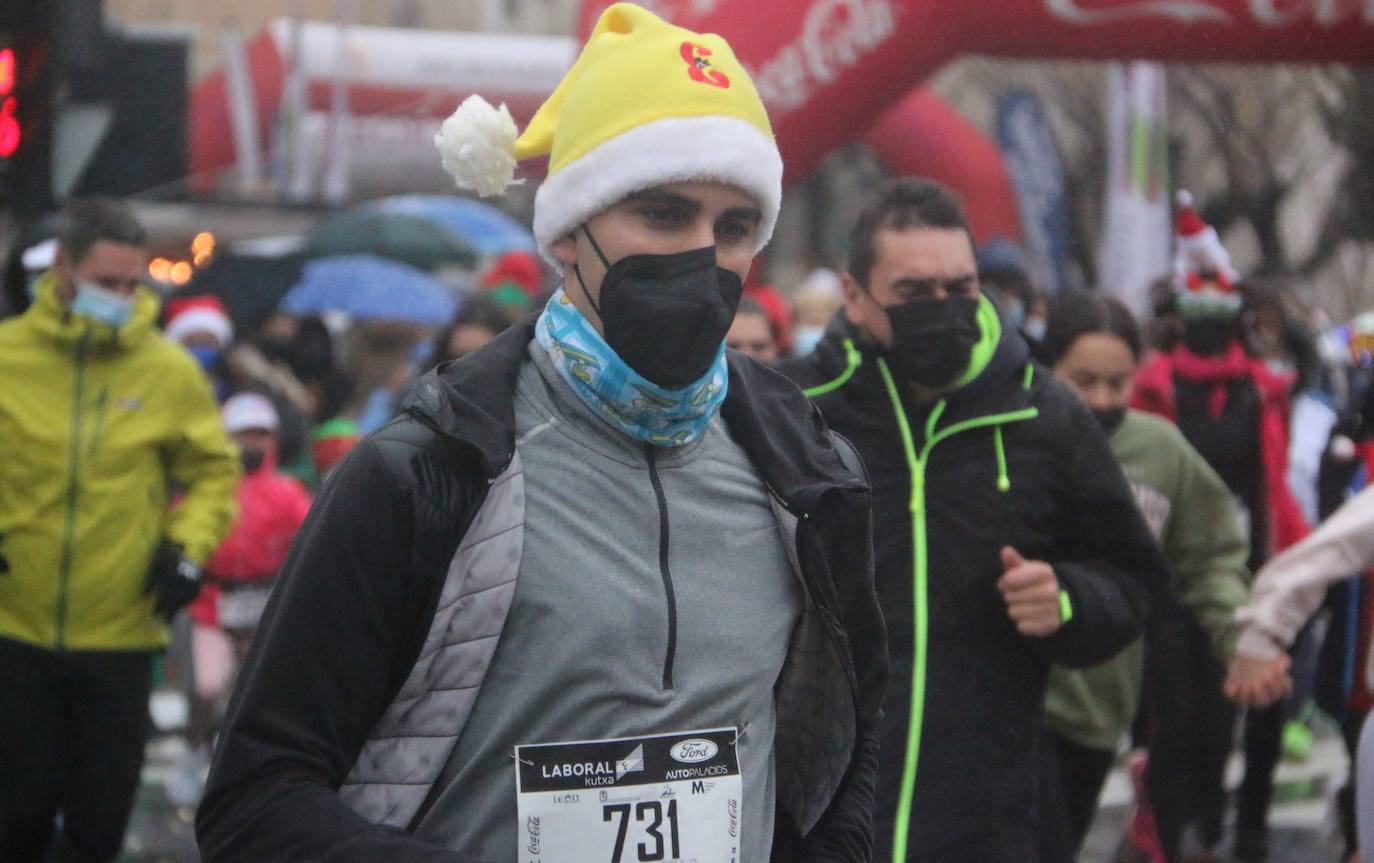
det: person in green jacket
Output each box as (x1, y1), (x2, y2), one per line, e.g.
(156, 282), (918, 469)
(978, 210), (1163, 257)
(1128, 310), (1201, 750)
(0, 199), (239, 862)
(1037, 291), (1250, 862)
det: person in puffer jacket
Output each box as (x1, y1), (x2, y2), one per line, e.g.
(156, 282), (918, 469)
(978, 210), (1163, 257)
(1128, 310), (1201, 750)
(197, 6), (886, 862)
(779, 178), (1163, 863)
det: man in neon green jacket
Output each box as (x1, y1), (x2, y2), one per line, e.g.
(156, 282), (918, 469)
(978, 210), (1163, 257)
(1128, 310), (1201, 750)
(0, 199), (239, 862)
(780, 179), (1161, 862)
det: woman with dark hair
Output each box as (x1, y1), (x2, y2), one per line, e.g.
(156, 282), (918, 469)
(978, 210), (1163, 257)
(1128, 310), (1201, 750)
(425, 295), (514, 371)
(1038, 291), (1251, 863)
(387, 296), (519, 425)
(286, 316), (352, 423)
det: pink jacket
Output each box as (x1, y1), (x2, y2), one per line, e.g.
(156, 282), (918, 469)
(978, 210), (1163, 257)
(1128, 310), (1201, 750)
(191, 458), (313, 627)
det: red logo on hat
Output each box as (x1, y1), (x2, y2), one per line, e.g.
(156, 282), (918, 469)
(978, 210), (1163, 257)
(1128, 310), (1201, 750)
(681, 42), (729, 89)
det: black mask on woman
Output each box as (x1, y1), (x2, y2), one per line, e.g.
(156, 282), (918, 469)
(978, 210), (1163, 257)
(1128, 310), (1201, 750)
(881, 295), (982, 390)
(240, 448), (266, 474)
(1092, 407), (1127, 435)
(574, 227), (742, 390)
(1181, 317), (1234, 356)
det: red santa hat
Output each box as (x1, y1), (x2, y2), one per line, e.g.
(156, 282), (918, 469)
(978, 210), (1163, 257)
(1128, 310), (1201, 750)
(165, 295), (234, 346)
(222, 392), (279, 434)
(743, 276), (794, 356)
(479, 250), (544, 299)
(1173, 190), (1242, 315)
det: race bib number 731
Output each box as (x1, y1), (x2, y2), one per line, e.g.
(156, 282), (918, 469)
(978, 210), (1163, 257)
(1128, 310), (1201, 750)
(514, 727), (741, 863)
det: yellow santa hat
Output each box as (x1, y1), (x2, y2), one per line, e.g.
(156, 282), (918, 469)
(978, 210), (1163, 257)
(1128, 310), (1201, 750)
(434, 2), (782, 263)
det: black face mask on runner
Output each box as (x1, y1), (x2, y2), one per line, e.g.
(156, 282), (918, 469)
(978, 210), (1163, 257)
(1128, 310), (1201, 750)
(1181, 317), (1234, 356)
(878, 295), (982, 390)
(573, 227), (743, 390)
(1092, 406), (1127, 435)
(240, 448), (266, 474)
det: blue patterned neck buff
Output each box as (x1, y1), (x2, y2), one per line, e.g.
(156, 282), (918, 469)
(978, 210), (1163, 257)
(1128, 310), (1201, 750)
(535, 289), (728, 447)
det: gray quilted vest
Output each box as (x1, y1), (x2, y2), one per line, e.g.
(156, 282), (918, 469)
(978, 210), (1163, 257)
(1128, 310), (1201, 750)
(337, 450), (854, 837)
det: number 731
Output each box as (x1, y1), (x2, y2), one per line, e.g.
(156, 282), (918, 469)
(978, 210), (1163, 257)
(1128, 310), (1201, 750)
(602, 800), (680, 863)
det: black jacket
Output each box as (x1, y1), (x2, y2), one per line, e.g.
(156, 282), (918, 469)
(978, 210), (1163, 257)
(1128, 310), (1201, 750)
(780, 316), (1163, 862)
(196, 318), (888, 863)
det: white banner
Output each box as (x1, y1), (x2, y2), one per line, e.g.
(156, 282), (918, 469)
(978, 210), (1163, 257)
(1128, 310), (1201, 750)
(1097, 62), (1171, 319)
(263, 19), (575, 96)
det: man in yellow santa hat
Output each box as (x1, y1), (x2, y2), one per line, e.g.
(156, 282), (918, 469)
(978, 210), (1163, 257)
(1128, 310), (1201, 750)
(197, 5), (887, 862)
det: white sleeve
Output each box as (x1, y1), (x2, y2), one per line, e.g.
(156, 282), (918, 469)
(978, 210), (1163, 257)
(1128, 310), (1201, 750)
(1234, 483), (1374, 658)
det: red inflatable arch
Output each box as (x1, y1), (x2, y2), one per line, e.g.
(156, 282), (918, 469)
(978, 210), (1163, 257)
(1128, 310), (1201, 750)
(864, 87), (1021, 243)
(580, 0), (1374, 240)
(187, 3), (1374, 243)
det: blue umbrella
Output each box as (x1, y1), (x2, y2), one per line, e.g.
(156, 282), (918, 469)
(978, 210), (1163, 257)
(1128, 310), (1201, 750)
(280, 255), (458, 326)
(365, 195), (536, 256)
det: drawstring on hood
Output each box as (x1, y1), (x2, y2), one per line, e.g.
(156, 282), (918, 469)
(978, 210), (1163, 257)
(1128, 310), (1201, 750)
(993, 426), (1010, 493)
(991, 362), (1038, 494)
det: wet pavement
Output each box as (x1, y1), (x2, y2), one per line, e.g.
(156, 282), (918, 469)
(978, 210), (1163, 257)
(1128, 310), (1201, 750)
(120, 694), (1353, 862)
(1080, 733), (1352, 863)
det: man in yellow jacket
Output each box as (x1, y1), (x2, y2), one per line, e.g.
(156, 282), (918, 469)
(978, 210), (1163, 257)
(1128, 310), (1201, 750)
(0, 198), (239, 862)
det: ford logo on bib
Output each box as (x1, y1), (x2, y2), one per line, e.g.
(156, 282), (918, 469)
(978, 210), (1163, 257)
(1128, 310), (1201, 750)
(670, 739), (719, 764)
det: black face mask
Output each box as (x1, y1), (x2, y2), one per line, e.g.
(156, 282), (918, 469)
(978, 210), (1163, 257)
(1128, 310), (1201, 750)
(574, 227), (743, 390)
(880, 295), (982, 389)
(1181, 318), (1233, 356)
(257, 336), (292, 365)
(1092, 407), (1127, 435)
(240, 448), (266, 474)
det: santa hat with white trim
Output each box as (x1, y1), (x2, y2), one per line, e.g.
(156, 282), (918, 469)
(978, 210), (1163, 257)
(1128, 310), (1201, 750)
(1173, 190), (1242, 317)
(221, 392), (279, 434)
(165, 295), (234, 347)
(21, 238), (58, 273)
(433, 2), (782, 265)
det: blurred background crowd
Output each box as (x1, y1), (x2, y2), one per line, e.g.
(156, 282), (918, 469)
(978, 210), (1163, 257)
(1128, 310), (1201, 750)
(2, 1), (1374, 861)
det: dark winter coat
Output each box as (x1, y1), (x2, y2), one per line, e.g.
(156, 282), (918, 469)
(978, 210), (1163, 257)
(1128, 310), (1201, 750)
(196, 317), (888, 863)
(779, 315), (1164, 862)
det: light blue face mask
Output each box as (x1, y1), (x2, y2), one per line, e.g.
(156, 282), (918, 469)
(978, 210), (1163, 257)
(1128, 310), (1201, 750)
(792, 325), (825, 357)
(1007, 300), (1026, 329)
(70, 281), (135, 329)
(536, 289), (728, 447)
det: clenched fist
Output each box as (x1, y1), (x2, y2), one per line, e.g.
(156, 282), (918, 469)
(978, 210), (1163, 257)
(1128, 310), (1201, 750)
(997, 546), (1064, 637)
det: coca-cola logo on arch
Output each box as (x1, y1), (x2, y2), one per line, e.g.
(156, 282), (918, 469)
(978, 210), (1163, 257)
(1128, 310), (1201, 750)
(750, 0), (898, 115)
(1047, 0), (1374, 26)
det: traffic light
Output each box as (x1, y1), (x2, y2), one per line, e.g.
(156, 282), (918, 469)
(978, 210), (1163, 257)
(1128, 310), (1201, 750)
(0, 0), (56, 217)
(0, 2), (188, 218)
(0, 48), (19, 159)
